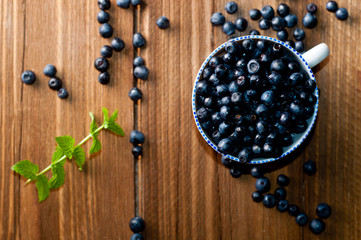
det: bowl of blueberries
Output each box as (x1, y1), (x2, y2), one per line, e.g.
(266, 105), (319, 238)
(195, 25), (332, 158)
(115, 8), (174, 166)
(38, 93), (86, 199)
(192, 35), (329, 164)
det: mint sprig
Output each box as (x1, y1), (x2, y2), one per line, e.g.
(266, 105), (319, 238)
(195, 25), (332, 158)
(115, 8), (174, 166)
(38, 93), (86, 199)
(11, 108), (124, 202)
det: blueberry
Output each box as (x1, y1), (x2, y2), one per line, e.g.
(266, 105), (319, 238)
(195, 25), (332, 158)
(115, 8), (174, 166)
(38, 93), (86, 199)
(271, 16), (286, 31)
(218, 138), (232, 153)
(277, 30), (288, 41)
(304, 106), (315, 119)
(218, 122), (231, 135)
(277, 174), (290, 187)
(98, 0), (111, 10)
(219, 106), (230, 120)
(225, 1), (238, 14)
(303, 13), (318, 28)
(129, 87), (143, 101)
(203, 97), (214, 108)
(238, 148), (251, 163)
(289, 72), (303, 86)
(303, 160), (317, 175)
(210, 12), (225, 26)
(208, 74), (219, 86)
(304, 79), (316, 92)
(156, 16), (170, 29)
(250, 167), (263, 178)
(225, 41), (238, 55)
(296, 213), (309, 226)
(256, 40), (268, 51)
(215, 85), (229, 97)
(268, 71), (282, 86)
(94, 57), (109, 72)
(290, 101), (304, 116)
(254, 134), (265, 145)
(212, 131), (222, 144)
(215, 64), (227, 78)
(263, 142), (275, 156)
(117, 0), (130, 8)
(316, 203), (332, 219)
(285, 40), (295, 48)
(221, 155), (233, 168)
(196, 81), (209, 96)
(130, 130), (145, 145)
(279, 132), (293, 147)
(131, 233), (144, 240)
(48, 78), (62, 90)
(133, 56), (145, 67)
(295, 41), (305, 52)
(133, 33), (146, 48)
(326, 1), (338, 12)
(277, 200), (289, 212)
(131, 0), (142, 6)
(222, 22), (235, 36)
(249, 9), (261, 20)
(132, 145), (143, 158)
(335, 8), (348, 20)
(274, 187), (287, 200)
(97, 11), (110, 23)
(261, 90), (275, 105)
(249, 29), (260, 35)
(255, 104), (268, 117)
(134, 66), (149, 80)
(309, 219), (325, 235)
(231, 92), (243, 105)
(57, 88), (69, 99)
(259, 19), (271, 30)
(279, 112), (291, 126)
(307, 3), (318, 14)
(256, 121), (267, 134)
(249, 75), (261, 88)
(247, 59), (260, 74)
(100, 45), (113, 58)
(255, 177), (270, 193)
(293, 28), (305, 41)
(284, 14), (298, 28)
(222, 53), (233, 63)
(252, 191), (263, 202)
(288, 62), (300, 72)
(242, 39), (255, 52)
(129, 216), (145, 233)
(197, 107), (211, 122)
(235, 18), (248, 31)
(263, 194), (277, 208)
(261, 5), (275, 20)
(97, 72), (110, 85)
(230, 167), (242, 178)
(21, 70), (36, 84)
(277, 3), (290, 17)
(270, 59), (286, 72)
(99, 23), (113, 38)
(294, 120), (308, 133)
(288, 204), (300, 217)
(111, 38), (125, 52)
(43, 64), (57, 77)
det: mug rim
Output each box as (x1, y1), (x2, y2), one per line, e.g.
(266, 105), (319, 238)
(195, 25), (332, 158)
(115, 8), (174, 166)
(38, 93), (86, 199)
(192, 35), (319, 164)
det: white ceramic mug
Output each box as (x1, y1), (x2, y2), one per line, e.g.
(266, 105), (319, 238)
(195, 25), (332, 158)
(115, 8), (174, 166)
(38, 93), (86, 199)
(192, 35), (329, 164)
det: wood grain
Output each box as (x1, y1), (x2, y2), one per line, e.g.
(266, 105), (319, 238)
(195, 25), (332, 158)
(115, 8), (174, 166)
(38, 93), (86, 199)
(1, 0), (361, 239)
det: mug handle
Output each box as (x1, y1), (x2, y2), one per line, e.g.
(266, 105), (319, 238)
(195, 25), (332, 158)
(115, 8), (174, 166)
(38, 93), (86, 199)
(301, 43), (330, 68)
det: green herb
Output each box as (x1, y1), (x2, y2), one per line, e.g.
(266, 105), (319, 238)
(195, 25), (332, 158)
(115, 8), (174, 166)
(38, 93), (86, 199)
(11, 108), (124, 202)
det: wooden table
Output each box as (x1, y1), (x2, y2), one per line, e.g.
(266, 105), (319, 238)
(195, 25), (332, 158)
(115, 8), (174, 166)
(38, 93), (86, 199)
(1, 0), (360, 239)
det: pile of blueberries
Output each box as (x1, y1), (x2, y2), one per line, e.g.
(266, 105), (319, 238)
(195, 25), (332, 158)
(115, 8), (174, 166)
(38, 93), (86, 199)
(196, 39), (317, 162)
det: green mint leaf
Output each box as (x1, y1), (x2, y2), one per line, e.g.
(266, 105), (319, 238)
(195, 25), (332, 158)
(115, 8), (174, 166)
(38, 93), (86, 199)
(36, 175), (50, 202)
(51, 146), (66, 167)
(89, 137), (102, 154)
(11, 160), (39, 180)
(106, 121), (125, 136)
(89, 112), (99, 138)
(102, 107), (109, 122)
(73, 146), (85, 170)
(109, 109), (119, 122)
(48, 164), (65, 190)
(55, 136), (75, 159)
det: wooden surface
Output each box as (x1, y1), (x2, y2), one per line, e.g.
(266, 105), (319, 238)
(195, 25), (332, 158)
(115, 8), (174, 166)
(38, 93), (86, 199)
(1, 0), (360, 239)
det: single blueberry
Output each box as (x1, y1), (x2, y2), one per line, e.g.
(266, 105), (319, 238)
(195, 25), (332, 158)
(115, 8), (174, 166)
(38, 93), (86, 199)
(309, 219), (326, 235)
(210, 12), (225, 26)
(235, 18), (248, 31)
(252, 144), (262, 155)
(117, 0), (130, 8)
(263, 194), (277, 208)
(279, 132), (293, 147)
(98, 72), (110, 85)
(288, 62), (300, 72)
(256, 121), (267, 134)
(94, 57), (109, 72)
(156, 16), (170, 29)
(316, 203), (332, 219)
(277, 174), (290, 187)
(247, 59), (260, 74)
(225, 1), (238, 14)
(97, 11), (110, 23)
(238, 148), (251, 163)
(219, 106), (231, 120)
(277, 29), (288, 41)
(254, 134), (265, 145)
(203, 97), (214, 108)
(249, 29), (260, 35)
(263, 142), (275, 156)
(255, 104), (268, 117)
(277, 3), (290, 17)
(131, 0), (142, 6)
(57, 88), (69, 99)
(111, 38), (125, 52)
(131, 233), (144, 240)
(255, 177), (271, 193)
(256, 40), (268, 51)
(277, 199), (289, 212)
(242, 39), (255, 52)
(294, 120), (308, 133)
(249, 9), (261, 20)
(252, 191), (263, 202)
(215, 84), (229, 97)
(130, 130), (145, 145)
(290, 101), (304, 116)
(289, 72), (303, 86)
(129, 87), (143, 101)
(259, 19), (271, 30)
(222, 22), (236, 36)
(218, 138), (232, 153)
(208, 74), (220, 86)
(43, 64), (57, 77)
(303, 12), (318, 28)
(307, 3), (318, 14)
(284, 14), (298, 28)
(303, 160), (317, 175)
(270, 59), (286, 72)
(212, 131), (222, 144)
(304, 79), (316, 92)
(261, 5), (275, 20)
(21, 70), (36, 84)
(288, 204), (300, 217)
(221, 155), (233, 168)
(335, 8), (348, 21)
(268, 71), (282, 86)
(271, 16), (286, 31)
(196, 81), (208, 96)
(99, 23), (113, 38)
(296, 213), (309, 226)
(129, 216), (145, 233)
(225, 41), (238, 55)
(132, 145), (143, 158)
(279, 112), (291, 126)
(222, 53), (233, 63)
(197, 107), (210, 122)
(295, 41), (305, 52)
(326, 1), (338, 12)
(98, 0), (111, 10)
(134, 66), (149, 80)
(285, 40), (295, 48)
(218, 122), (231, 135)
(261, 90), (275, 105)
(250, 167), (263, 178)
(100, 45), (113, 58)
(230, 167), (242, 178)
(133, 33), (146, 48)
(274, 187), (287, 200)
(133, 56), (145, 67)
(293, 28), (306, 41)
(231, 92), (243, 105)
(48, 78), (62, 90)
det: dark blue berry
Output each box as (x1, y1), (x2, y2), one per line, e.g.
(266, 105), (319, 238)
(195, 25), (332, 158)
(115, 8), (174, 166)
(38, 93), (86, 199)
(215, 84), (229, 97)
(259, 19), (271, 30)
(277, 30), (288, 41)
(215, 64), (227, 77)
(335, 8), (348, 20)
(129, 216), (145, 233)
(203, 97), (214, 108)
(218, 122), (231, 135)
(249, 9), (261, 20)
(277, 174), (290, 187)
(219, 105), (230, 120)
(261, 5), (275, 20)
(252, 145), (262, 156)
(129, 87), (143, 101)
(98, 72), (110, 85)
(230, 167), (242, 178)
(307, 3), (318, 14)
(326, 1), (338, 12)
(304, 79), (316, 92)
(295, 41), (305, 52)
(221, 155), (233, 168)
(296, 213), (309, 226)
(279, 112), (291, 126)
(238, 148), (251, 163)
(212, 131), (222, 144)
(98, 0), (111, 10)
(97, 11), (110, 23)
(255, 104), (268, 117)
(156, 16), (170, 29)
(48, 78), (62, 90)
(235, 18), (248, 31)
(94, 57), (109, 72)
(247, 59), (260, 74)
(294, 120), (308, 133)
(131, 233), (144, 240)
(208, 74), (219, 86)
(254, 134), (265, 145)
(196, 81), (208, 96)
(133, 33), (146, 48)
(132, 145), (143, 158)
(279, 132), (293, 147)
(133, 56), (145, 67)
(274, 187), (287, 200)
(304, 106), (315, 119)
(285, 40), (295, 48)
(256, 121), (267, 134)
(290, 101), (304, 116)
(303, 12), (318, 28)
(288, 62), (300, 72)
(293, 28), (306, 41)
(242, 39), (255, 52)
(130, 130), (145, 145)
(250, 167), (263, 178)
(218, 138), (232, 153)
(271, 16), (286, 31)
(261, 90), (275, 105)
(57, 88), (69, 99)
(268, 71), (282, 86)
(225, 1), (238, 14)
(134, 66), (149, 80)
(43, 64), (57, 77)
(231, 92), (243, 105)
(21, 70), (36, 84)
(270, 59), (286, 72)
(255, 177), (270, 193)
(210, 12), (225, 26)
(99, 23), (113, 38)
(131, 0), (142, 6)
(225, 41), (238, 55)
(100, 45), (113, 58)
(197, 107), (210, 122)
(277, 3), (290, 17)
(111, 38), (125, 52)
(117, 0), (130, 8)
(288, 204), (300, 216)
(309, 219), (325, 235)
(277, 199), (289, 212)
(222, 53), (233, 63)
(303, 160), (317, 175)
(252, 191), (263, 202)
(222, 22), (236, 36)
(263, 194), (277, 208)
(284, 14), (298, 28)
(289, 72), (303, 86)
(249, 29), (260, 35)
(263, 142), (275, 156)
(316, 203), (332, 219)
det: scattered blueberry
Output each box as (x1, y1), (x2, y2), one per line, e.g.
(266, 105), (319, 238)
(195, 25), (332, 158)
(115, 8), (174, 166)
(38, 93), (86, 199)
(274, 187), (287, 200)
(249, 9), (262, 20)
(295, 41), (305, 52)
(263, 194), (277, 208)
(316, 203), (332, 219)
(100, 45), (113, 58)
(250, 167), (263, 178)
(48, 78), (62, 90)
(130, 130), (145, 145)
(98, 72), (110, 85)
(134, 66), (149, 80)
(133, 33), (146, 48)
(284, 14), (298, 28)
(223, 22), (236, 36)
(129, 87), (143, 101)
(261, 5), (275, 20)
(131, 233), (144, 240)
(131, 0), (142, 6)
(259, 19), (271, 30)
(210, 12), (225, 26)
(94, 57), (109, 72)
(235, 18), (248, 31)
(99, 23), (113, 38)
(296, 213), (309, 226)
(249, 29), (260, 35)
(21, 70), (36, 84)
(133, 56), (145, 66)
(288, 204), (300, 217)
(335, 8), (349, 21)
(129, 216), (145, 233)
(271, 16), (286, 31)
(277, 174), (290, 187)
(307, 3), (318, 14)
(156, 16), (170, 29)
(225, 1), (238, 14)
(43, 64), (57, 77)
(293, 28), (305, 41)
(57, 88), (69, 99)
(252, 191), (263, 202)
(326, 1), (338, 12)
(255, 177), (270, 193)
(111, 38), (125, 52)
(277, 3), (290, 17)
(132, 145), (143, 158)
(98, 0), (111, 10)
(303, 12), (318, 28)
(97, 11), (110, 23)
(303, 160), (317, 175)
(309, 219), (326, 235)
(230, 167), (242, 178)
(117, 0), (130, 8)
(277, 199), (289, 212)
